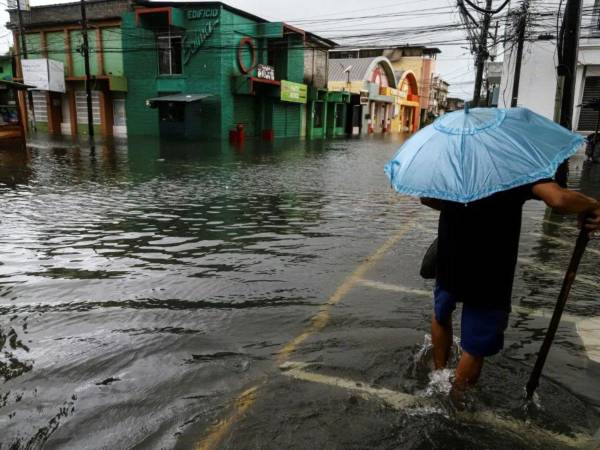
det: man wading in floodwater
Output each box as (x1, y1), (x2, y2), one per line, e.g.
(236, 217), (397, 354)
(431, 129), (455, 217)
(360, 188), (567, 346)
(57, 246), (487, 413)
(421, 182), (600, 397)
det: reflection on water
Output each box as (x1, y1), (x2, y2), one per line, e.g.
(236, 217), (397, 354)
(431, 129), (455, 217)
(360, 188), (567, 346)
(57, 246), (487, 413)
(0, 136), (599, 448)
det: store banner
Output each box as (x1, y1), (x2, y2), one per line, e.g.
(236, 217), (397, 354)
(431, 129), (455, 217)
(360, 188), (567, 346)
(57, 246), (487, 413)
(281, 80), (307, 104)
(22, 59), (66, 93)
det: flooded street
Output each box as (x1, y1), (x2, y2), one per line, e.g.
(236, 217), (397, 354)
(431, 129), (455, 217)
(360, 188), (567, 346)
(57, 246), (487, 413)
(1, 135), (600, 449)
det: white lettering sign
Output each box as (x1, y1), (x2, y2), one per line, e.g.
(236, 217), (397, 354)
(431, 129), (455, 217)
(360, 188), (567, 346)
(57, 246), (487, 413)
(257, 64), (275, 81)
(187, 8), (220, 20)
(22, 58), (65, 93)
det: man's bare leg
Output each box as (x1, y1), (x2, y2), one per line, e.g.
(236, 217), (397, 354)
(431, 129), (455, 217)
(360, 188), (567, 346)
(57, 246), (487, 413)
(431, 316), (453, 369)
(454, 351), (484, 388)
(451, 351), (484, 407)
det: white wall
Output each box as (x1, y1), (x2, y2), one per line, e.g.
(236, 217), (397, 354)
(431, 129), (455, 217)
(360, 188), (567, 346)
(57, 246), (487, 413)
(499, 40), (558, 120)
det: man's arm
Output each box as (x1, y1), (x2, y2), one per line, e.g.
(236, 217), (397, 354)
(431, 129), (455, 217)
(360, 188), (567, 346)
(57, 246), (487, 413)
(532, 181), (600, 233)
(421, 197), (443, 211)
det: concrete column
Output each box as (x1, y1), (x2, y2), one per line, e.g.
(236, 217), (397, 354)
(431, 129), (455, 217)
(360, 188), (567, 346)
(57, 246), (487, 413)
(68, 89), (78, 137)
(98, 89), (113, 137)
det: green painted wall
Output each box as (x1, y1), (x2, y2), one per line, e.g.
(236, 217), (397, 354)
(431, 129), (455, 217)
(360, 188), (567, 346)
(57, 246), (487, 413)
(24, 33), (43, 59)
(21, 29), (120, 78)
(221, 8), (258, 140)
(122, 12), (160, 137)
(71, 30), (99, 76)
(287, 35), (304, 84)
(123, 5), (307, 140)
(47, 32), (66, 66)
(233, 95), (257, 137)
(0, 56), (13, 80)
(35, 122), (49, 132)
(102, 28), (124, 76)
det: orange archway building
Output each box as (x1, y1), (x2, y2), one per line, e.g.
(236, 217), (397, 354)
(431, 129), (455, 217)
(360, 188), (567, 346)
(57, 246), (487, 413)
(392, 70), (420, 133)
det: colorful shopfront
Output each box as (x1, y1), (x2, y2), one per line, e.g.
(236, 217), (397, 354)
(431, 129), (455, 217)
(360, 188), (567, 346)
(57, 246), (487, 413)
(123, 2), (333, 140)
(7, 0), (130, 138)
(391, 70), (420, 133)
(0, 80), (31, 150)
(306, 88), (351, 139)
(327, 56), (418, 135)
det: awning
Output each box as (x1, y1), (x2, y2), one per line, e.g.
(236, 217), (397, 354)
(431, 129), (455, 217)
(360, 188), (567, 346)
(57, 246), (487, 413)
(0, 80), (36, 91)
(148, 94), (213, 103)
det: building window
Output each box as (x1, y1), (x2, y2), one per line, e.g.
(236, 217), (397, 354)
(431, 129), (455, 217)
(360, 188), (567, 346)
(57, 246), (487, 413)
(359, 49), (383, 58)
(157, 33), (182, 75)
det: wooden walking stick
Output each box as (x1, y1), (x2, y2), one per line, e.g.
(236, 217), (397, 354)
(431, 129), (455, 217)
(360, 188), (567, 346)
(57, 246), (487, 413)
(525, 226), (590, 400)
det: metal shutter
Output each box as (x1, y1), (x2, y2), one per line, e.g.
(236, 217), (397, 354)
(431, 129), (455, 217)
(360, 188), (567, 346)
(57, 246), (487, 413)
(75, 91), (101, 125)
(578, 76), (600, 131)
(30, 91), (47, 123)
(273, 102), (287, 138)
(286, 103), (301, 137)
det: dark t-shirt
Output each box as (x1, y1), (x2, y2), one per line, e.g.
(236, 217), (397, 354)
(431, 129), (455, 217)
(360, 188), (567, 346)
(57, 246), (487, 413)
(436, 182), (546, 311)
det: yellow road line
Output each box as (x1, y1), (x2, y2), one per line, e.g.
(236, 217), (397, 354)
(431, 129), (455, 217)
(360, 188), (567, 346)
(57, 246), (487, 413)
(277, 221), (415, 364)
(196, 221), (415, 450)
(197, 385), (262, 450)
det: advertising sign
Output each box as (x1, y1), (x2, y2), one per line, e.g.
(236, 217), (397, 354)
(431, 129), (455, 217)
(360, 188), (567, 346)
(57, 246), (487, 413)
(281, 80), (307, 104)
(48, 59), (66, 93)
(257, 64), (275, 81)
(360, 90), (369, 105)
(22, 58), (65, 93)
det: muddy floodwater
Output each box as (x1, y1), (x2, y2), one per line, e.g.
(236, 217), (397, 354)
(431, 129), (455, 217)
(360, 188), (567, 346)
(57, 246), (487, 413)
(1, 135), (600, 449)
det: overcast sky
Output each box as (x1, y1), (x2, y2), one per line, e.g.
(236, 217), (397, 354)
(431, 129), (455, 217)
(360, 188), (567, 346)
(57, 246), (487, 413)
(0, 0), (478, 99)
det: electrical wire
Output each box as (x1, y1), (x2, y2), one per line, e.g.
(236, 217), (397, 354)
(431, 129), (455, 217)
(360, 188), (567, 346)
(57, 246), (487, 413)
(463, 0), (512, 15)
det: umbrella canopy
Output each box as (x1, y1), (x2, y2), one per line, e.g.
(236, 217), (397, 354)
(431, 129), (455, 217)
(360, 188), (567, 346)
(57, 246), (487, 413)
(384, 107), (585, 203)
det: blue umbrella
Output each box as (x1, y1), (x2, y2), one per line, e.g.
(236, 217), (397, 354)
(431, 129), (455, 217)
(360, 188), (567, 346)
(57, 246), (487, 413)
(384, 107), (585, 203)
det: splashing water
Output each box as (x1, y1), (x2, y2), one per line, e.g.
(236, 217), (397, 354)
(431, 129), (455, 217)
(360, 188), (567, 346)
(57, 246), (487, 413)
(408, 333), (461, 382)
(420, 368), (455, 398)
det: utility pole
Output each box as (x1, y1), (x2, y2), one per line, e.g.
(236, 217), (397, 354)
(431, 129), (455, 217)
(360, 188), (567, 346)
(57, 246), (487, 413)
(511, 1), (529, 107)
(491, 21), (499, 61)
(472, 0), (493, 106)
(16, 0), (36, 132)
(558, 0), (582, 131)
(79, 0), (95, 144)
(556, 0), (583, 187)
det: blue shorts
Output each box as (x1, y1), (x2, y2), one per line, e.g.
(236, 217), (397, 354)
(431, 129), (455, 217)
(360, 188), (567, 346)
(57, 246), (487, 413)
(434, 285), (509, 357)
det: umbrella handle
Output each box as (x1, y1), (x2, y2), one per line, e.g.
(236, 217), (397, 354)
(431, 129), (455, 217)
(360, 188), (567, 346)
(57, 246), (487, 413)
(525, 225), (590, 400)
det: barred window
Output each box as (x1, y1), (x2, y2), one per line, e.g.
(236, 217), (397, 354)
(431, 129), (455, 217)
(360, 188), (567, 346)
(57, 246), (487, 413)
(157, 33), (182, 75)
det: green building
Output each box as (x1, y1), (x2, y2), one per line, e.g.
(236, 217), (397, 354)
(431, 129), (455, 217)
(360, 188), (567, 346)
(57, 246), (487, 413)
(0, 54), (14, 81)
(7, 0), (131, 137)
(122, 1), (340, 140)
(6, 0), (348, 141)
